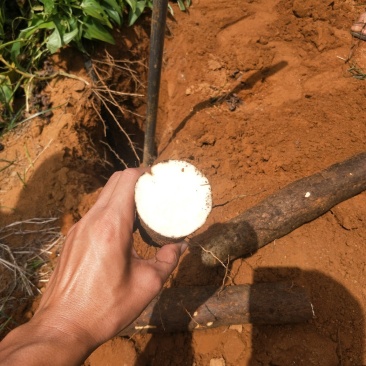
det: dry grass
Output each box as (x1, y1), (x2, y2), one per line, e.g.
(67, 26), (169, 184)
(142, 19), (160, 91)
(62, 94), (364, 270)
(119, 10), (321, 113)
(341, 39), (366, 80)
(347, 61), (366, 79)
(0, 218), (64, 335)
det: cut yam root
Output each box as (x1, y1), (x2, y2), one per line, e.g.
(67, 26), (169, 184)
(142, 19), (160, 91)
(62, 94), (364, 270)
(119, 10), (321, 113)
(192, 152), (366, 266)
(135, 160), (212, 245)
(118, 282), (314, 336)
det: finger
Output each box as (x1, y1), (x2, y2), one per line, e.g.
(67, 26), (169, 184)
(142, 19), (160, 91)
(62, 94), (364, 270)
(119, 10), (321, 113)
(92, 171), (125, 210)
(92, 167), (148, 211)
(85, 168), (146, 232)
(107, 168), (148, 211)
(149, 241), (188, 281)
(101, 168), (147, 232)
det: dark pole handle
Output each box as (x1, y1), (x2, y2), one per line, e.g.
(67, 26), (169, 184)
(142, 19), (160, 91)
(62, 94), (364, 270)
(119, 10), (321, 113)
(142, 0), (169, 166)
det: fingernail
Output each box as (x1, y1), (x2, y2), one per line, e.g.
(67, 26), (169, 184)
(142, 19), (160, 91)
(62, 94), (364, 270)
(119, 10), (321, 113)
(180, 241), (189, 254)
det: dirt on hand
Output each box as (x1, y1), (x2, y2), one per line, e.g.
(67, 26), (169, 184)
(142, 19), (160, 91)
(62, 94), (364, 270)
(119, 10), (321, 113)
(1, 0), (366, 365)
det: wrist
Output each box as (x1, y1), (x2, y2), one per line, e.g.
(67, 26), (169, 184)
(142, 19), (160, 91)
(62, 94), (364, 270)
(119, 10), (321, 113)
(0, 314), (95, 366)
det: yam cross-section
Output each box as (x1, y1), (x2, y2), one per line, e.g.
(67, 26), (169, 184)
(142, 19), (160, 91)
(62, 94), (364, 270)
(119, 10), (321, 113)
(135, 160), (212, 245)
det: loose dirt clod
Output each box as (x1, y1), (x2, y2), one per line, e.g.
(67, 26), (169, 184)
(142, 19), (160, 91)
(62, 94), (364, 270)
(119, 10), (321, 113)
(135, 160), (212, 245)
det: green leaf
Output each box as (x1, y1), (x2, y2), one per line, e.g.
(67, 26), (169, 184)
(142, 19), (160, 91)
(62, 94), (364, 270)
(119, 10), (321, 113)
(39, 0), (55, 15)
(9, 16), (55, 61)
(168, 4), (174, 16)
(104, 8), (122, 25)
(62, 27), (79, 45)
(83, 20), (115, 44)
(37, 21), (57, 30)
(125, 0), (137, 13)
(66, 17), (83, 43)
(177, 0), (186, 11)
(31, 5), (44, 12)
(47, 26), (62, 54)
(128, 0), (147, 26)
(103, 0), (123, 15)
(18, 24), (42, 40)
(81, 0), (112, 28)
(19, 18), (55, 40)
(0, 76), (14, 111)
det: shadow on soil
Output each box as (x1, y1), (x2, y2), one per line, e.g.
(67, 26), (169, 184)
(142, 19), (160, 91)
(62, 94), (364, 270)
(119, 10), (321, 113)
(248, 267), (364, 365)
(132, 261), (364, 365)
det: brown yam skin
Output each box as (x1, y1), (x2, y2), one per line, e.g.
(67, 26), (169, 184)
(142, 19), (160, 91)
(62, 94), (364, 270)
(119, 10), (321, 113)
(118, 282), (313, 336)
(137, 217), (185, 246)
(192, 152), (366, 266)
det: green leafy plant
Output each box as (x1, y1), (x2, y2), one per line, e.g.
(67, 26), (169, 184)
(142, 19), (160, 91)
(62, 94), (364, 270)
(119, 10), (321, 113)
(2, 0), (147, 63)
(175, 0), (190, 12)
(0, 0), (190, 133)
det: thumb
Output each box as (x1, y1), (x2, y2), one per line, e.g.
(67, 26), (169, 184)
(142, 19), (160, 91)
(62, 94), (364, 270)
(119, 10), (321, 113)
(151, 241), (188, 281)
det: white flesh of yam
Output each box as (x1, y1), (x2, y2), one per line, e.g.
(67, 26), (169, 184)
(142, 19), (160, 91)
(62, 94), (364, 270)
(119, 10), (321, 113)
(135, 160), (212, 242)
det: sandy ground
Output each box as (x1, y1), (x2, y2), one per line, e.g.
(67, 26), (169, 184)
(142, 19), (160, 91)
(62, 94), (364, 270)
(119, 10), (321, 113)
(1, 0), (366, 365)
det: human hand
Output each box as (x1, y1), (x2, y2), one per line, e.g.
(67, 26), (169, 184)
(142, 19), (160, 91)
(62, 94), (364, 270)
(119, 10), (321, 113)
(0, 168), (187, 365)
